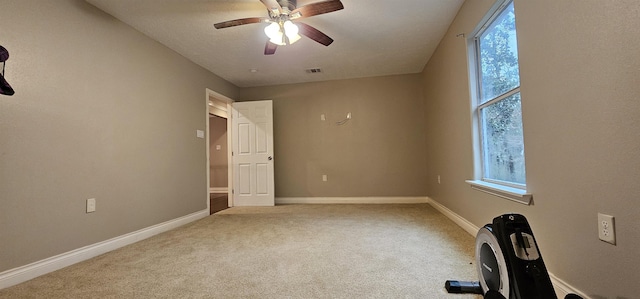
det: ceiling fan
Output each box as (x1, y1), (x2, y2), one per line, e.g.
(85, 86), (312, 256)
(214, 0), (344, 55)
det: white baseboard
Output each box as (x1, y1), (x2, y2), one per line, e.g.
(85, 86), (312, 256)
(209, 187), (228, 194)
(549, 272), (590, 299)
(426, 197), (589, 299)
(426, 197), (479, 236)
(0, 209), (209, 290)
(276, 197), (429, 205)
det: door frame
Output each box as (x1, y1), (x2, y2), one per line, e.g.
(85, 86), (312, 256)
(206, 88), (234, 208)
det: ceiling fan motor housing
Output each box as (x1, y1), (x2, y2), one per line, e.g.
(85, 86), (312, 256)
(278, 0), (297, 11)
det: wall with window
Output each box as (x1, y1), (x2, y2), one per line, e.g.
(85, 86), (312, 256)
(422, 0), (640, 297)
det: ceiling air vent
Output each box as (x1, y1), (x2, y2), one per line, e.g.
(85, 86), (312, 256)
(305, 68), (322, 74)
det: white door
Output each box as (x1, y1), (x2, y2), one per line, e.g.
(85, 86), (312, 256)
(231, 100), (275, 206)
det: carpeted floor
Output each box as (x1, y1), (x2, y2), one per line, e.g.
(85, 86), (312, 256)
(0, 204), (482, 298)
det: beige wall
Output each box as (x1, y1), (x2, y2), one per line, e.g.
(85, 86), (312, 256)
(422, 0), (640, 297)
(0, 0), (238, 272)
(209, 115), (228, 188)
(239, 74), (428, 198)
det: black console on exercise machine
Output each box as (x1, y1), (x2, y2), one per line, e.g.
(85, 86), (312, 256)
(445, 214), (583, 299)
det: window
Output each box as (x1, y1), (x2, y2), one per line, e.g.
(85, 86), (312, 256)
(467, 0), (530, 203)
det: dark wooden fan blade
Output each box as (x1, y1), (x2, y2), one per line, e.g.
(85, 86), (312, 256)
(297, 22), (333, 46)
(214, 17), (266, 29)
(264, 41), (278, 55)
(291, 0), (343, 19)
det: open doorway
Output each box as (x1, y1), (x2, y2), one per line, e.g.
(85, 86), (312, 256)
(209, 113), (228, 214)
(206, 89), (233, 214)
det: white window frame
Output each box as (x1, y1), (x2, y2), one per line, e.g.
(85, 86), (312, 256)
(465, 0), (532, 205)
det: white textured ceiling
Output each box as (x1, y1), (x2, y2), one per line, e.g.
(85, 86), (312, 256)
(85, 0), (464, 87)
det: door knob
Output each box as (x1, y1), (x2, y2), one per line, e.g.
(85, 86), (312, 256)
(268, 156), (273, 161)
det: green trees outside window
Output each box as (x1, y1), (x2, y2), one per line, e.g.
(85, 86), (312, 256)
(474, 1), (526, 186)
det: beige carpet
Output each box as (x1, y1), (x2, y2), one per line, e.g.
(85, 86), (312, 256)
(0, 204), (482, 298)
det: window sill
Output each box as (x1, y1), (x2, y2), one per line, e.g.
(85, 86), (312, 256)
(465, 180), (532, 205)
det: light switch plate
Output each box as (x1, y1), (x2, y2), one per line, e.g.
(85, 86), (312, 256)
(86, 198), (96, 213)
(196, 130), (205, 138)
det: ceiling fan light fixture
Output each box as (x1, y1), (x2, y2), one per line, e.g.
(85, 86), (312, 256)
(283, 21), (301, 44)
(264, 22), (280, 39)
(264, 21), (300, 46)
(264, 22), (285, 45)
(287, 34), (301, 44)
(269, 34), (286, 46)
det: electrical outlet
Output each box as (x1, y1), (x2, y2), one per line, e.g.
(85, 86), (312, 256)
(598, 213), (615, 245)
(322, 175), (328, 182)
(86, 198), (96, 213)
(437, 175), (441, 184)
